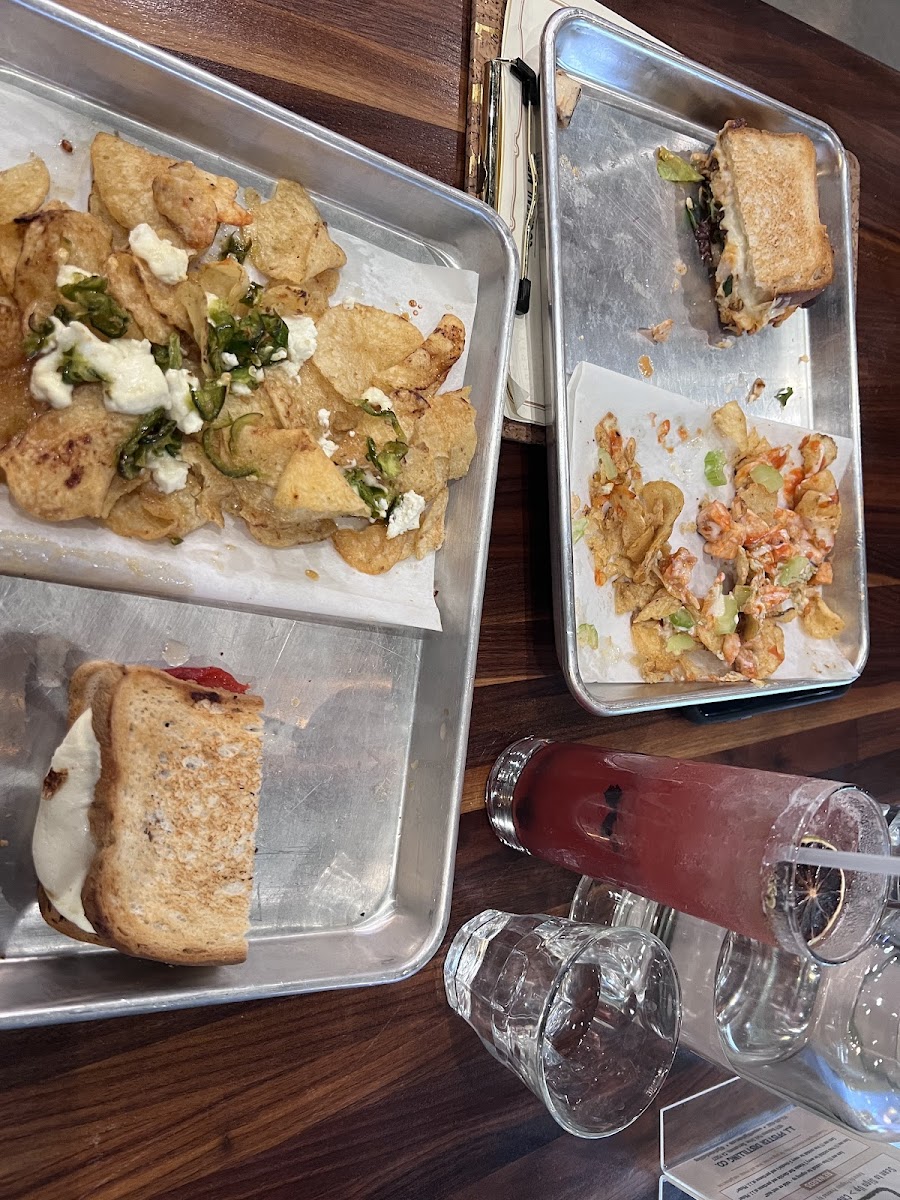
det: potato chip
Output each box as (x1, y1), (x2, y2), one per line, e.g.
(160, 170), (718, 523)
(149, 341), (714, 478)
(313, 303), (422, 398)
(374, 313), (465, 395)
(180, 440), (234, 524)
(0, 222), (25, 294)
(0, 361), (41, 448)
(411, 387), (477, 479)
(585, 519), (625, 587)
(801, 595), (845, 640)
(331, 488), (448, 574)
(800, 432), (837, 477)
(260, 271), (339, 320)
(105, 478), (209, 541)
(90, 133), (185, 247)
(105, 252), (174, 344)
(197, 258), (247, 306)
(394, 444), (449, 503)
(227, 423), (311, 486)
(0, 296), (23, 368)
(230, 473), (336, 547)
(152, 164), (219, 250)
(712, 400), (748, 452)
(613, 578), (657, 615)
(133, 257), (194, 334)
(743, 620), (785, 677)
(795, 489), (842, 534)
(14, 208), (112, 328)
(633, 587), (682, 622)
(737, 480), (777, 519)
(0, 386), (131, 520)
(248, 179), (345, 285)
(0, 159), (50, 224)
(275, 446), (369, 518)
(88, 187), (129, 249)
(795, 469), (836, 503)
(165, 161), (251, 227)
(631, 620), (679, 683)
(174, 276), (210, 352)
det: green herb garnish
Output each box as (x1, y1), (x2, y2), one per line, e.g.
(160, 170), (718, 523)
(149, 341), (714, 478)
(241, 281), (262, 308)
(714, 594), (739, 636)
(778, 555), (815, 586)
(356, 399), (405, 442)
(201, 422), (257, 478)
(117, 408), (182, 480)
(345, 467), (390, 518)
(666, 633), (696, 654)
(190, 379), (227, 423)
(229, 411), (264, 454)
(572, 515), (588, 544)
(59, 274), (129, 339)
(704, 449), (727, 487)
(577, 623), (599, 650)
(733, 585), (753, 609)
(221, 230), (252, 264)
(750, 462), (783, 493)
(775, 387), (794, 407)
(656, 147), (704, 183)
(670, 607), (695, 630)
(151, 332), (183, 372)
(207, 302), (288, 376)
(722, 275), (734, 297)
(23, 314), (55, 358)
(365, 435), (408, 481)
(59, 348), (104, 385)
(598, 448), (618, 480)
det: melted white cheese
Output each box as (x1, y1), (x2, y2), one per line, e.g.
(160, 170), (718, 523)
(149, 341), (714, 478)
(32, 709), (100, 933)
(128, 223), (189, 284)
(29, 320), (201, 436)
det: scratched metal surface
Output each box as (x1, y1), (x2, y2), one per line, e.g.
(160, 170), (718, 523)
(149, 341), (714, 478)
(0, 0), (517, 1026)
(540, 11), (865, 716)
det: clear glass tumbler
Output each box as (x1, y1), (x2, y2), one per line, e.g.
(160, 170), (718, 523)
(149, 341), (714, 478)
(571, 876), (900, 1140)
(443, 909), (681, 1138)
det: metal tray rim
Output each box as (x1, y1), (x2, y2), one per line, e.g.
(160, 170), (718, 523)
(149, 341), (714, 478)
(0, 0), (518, 1022)
(540, 7), (866, 718)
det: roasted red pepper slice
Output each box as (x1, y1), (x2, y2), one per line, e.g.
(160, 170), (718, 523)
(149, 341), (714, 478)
(164, 665), (249, 694)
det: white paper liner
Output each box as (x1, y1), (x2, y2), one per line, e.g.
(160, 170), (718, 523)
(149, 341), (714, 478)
(568, 363), (855, 684)
(0, 92), (480, 632)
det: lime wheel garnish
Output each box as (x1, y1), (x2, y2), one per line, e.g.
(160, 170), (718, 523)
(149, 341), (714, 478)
(792, 836), (846, 946)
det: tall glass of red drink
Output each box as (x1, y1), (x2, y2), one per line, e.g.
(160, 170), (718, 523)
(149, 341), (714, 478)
(486, 738), (889, 966)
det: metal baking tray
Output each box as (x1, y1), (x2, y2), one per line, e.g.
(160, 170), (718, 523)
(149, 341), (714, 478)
(0, 0), (516, 1025)
(539, 9), (866, 717)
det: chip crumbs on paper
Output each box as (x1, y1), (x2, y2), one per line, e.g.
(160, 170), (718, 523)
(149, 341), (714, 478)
(576, 401), (844, 683)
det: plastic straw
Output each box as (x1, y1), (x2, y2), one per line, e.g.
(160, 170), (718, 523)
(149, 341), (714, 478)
(783, 846), (900, 878)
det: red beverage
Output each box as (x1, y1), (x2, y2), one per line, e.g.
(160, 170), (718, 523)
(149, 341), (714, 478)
(487, 738), (889, 964)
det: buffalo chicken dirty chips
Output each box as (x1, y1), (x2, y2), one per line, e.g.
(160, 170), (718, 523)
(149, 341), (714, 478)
(579, 402), (843, 684)
(0, 135), (476, 575)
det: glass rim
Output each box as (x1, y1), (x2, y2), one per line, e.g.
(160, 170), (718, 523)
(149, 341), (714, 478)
(532, 924), (681, 1138)
(765, 783), (890, 965)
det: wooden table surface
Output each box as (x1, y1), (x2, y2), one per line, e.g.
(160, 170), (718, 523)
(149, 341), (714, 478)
(2, 1), (899, 1197)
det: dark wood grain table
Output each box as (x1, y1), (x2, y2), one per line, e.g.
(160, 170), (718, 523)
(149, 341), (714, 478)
(2, 1), (898, 1197)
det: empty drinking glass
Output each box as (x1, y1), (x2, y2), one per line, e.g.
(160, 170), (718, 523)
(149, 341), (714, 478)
(443, 909), (681, 1137)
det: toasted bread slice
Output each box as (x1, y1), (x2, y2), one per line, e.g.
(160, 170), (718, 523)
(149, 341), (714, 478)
(80, 666), (263, 966)
(709, 122), (834, 334)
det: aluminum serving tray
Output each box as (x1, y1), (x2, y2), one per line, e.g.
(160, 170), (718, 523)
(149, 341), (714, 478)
(0, 0), (516, 1026)
(540, 9), (866, 717)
